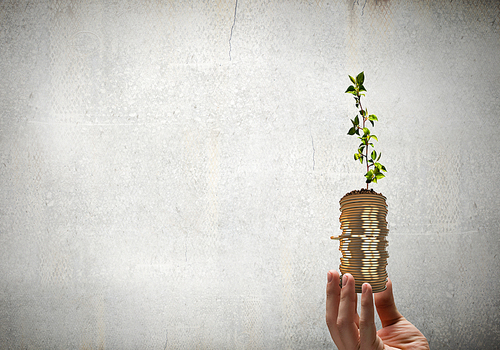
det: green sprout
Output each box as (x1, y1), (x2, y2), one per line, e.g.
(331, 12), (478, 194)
(345, 72), (387, 188)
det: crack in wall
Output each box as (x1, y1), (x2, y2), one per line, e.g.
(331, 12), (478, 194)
(352, 0), (368, 16)
(229, 0), (238, 60)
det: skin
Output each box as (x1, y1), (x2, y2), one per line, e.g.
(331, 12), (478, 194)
(326, 270), (430, 350)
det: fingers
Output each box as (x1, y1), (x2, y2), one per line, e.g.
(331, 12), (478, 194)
(326, 270), (344, 349)
(336, 274), (360, 349)
(359, 283), (380, 350)
(374, 278), (404, 328)
(353, 292), (359, 328)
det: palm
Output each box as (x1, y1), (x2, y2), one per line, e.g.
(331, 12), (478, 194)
(377, 318), (430, 350)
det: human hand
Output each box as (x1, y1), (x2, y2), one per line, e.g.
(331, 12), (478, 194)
(326, 270), (429, 350)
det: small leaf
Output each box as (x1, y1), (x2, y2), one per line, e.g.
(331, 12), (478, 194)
(377, 152), (382, 161)
(370, 135), (378, 142)
(371, 150), (377, 160)
(359, 84), (366, 92)
(349, 75), (356, 84)
(370, 120), (374, 127)
(348, 127), (356, 135)
(368, 114), (378, 121)
(376, 173), (385, 180)
(363, 127), (370, 135)
(354, 115), (359, 126)
(356, 72), (365, 85)
(365, 170), (373, 183)
(345, 85), (356, 93)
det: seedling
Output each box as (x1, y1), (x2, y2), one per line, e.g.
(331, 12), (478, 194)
(345, 72), (387, 189)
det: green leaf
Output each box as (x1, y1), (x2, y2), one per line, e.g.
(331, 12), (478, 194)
(368, 114), (378, 121)
(348, 127), (356, 135)
(345, 85), (356, 94)
(370, 135), (378, 142)
(354, 115), (359, 126)
(363, 127), (370, 135)
(365, 170), (373, 183)
(359, 84), (366, 92)
(371, 150), (377, 160)
(349, 75), (356, 84)
(377, 152), (382, 161)
(356, 72), (365, 86)
(375, 173), (385, 180)
(369, 120), (374, 127)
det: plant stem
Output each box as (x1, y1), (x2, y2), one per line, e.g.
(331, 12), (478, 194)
(357, 94), (369, 190)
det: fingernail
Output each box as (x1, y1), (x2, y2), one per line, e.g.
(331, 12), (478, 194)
(362, 283), (368, 294)
(342, 274), (348, 287)
(327, 271), (332, 283)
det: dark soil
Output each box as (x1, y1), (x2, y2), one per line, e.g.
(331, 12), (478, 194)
(341, 188), (385, 199)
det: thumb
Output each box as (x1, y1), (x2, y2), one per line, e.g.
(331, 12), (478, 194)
(374, 279), (403, 328)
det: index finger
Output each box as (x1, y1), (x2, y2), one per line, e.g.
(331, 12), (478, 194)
(336, 274), (360, 349)
(326, 270), (344, 349)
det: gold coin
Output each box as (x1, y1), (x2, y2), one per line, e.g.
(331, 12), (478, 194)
(340, 228), (388, 233)
(349, 278), (388, 284)
(340, 203), (387, 209)
(343, 278), (388, 285)
(339, 242), (388, 247)
(340, 194), (387, 201)
(340, 266), (388, 272)
(340, 260), (388, 265)
(339, 242), (387, 246)
(339, 220), (388, 225)
(341, 252), (389, 257)
(341, 259), (388, 263)
(341, 210), (387, 215)
(340, 272), (388, 279)
(339, 237), (388, 242)
(340, 219), (388, 223)
(341, 200), (386, 205)
(340, 249), (388, 254)
(340, 262), (388, 268)
(340, 272), (387, 278)
(339, 227), (388, 232)
(340, 198), (387, 206)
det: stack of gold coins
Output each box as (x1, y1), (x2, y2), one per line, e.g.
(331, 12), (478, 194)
(337, 190), (389, 293)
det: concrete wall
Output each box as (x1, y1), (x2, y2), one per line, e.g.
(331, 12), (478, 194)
(1, 0), (499, 348)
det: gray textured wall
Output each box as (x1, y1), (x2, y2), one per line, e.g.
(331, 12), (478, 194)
(1, 0), (499, 349)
